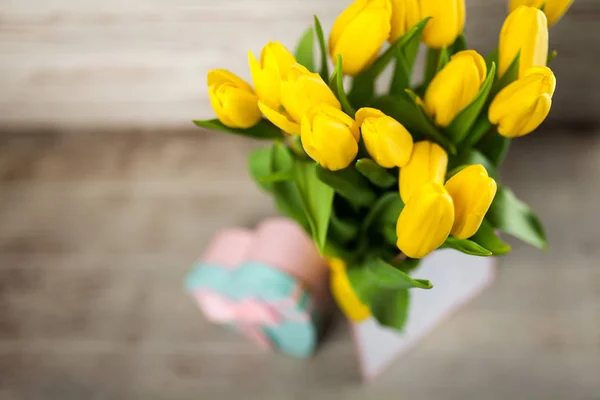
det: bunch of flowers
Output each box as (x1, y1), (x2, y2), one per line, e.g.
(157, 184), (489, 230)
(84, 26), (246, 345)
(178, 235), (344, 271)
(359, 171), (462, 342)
(196, 0), (572, 330)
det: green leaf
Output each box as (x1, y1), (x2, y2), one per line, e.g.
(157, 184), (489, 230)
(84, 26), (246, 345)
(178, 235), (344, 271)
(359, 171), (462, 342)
(491, 52), (520, 97)
(442, 237), (493, 256)
(363, 192), (403, 232)
(330, 212), (359, 244)
(448, 149), (498, 180)
(395, 257), (421, 273)
(270, 143), (311, 232)
(376, 192), (404, 246)
(366, 258), (433, 289)
(460, 115), (494, 150)
(547, 50), (558, 64)
(485, 49), (499, 74)
(371, 93), (457, 155)
(445, 62), (497, 144)
(423, 47), (449, 89)
(248, 147), (274, 192)
(295, 27), (315, 72)
(487, 186), (547, 249)
(346, 266), (380, 304)
(330, 55), (356, 116)
(370, 289), (410, 331)
(450, 34), (467, 54)
(193, 119), (283, 140)
(315, 165), (376, 207)
(313, 15), (329, 81)
(294, 162), (335, 252)
(470, 219), (512, 256)
(355, 159), (396, 188)
(259, 170), (293, 183)
(382, 225), (398, 246)
(349, 17), (431, 105)
(478, 132), (511, 166)
(390, 24), (425, 95)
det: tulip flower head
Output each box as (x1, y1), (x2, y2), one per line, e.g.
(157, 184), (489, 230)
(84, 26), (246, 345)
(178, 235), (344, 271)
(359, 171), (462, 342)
(248, 41), (297, 108)
(355, 107), (414, 168)
(259, 64), (341, 135)
(445, 164), (498, 239)
(389, 0), (421, 43)
(329, 0), (392, 76)
(301, 104), (359, 171)
(499, 6), (548, 78)
(489, 66), (556, 138)
(424, 50), (487, 128)
(329, 258), (371, 321)
(509, 0), (574, 26)
(396, 182), (455, 259)
(207, 69), (262, 129)
(399, 140), (448, 203)
(419, 0), (466, 48)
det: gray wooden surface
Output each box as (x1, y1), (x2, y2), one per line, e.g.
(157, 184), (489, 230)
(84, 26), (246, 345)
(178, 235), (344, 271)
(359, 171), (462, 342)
(0, 127), (599, 399)
(0, 0), (598, 130)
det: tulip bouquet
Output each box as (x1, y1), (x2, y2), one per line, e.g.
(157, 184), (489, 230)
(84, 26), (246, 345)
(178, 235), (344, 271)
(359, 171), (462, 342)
(196, 0), (572, 330)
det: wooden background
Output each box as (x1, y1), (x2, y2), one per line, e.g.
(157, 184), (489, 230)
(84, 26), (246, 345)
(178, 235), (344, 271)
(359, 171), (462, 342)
(0, 0), (598, 131)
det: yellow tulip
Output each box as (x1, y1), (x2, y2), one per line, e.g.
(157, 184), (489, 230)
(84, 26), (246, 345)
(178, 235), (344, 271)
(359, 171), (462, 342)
(248, 41), (296, 108)
(259, 64), (341, 135)
(355, 107), (414, 168)
(499, 6), (548, 78)
(329, 258), (371, 322)
(399, 140), (448, 203)
(489, 66), (555, 138)
(301, 104), (359, 171)
(329, 0), (392, 76)
(424, 50), (487, 127)
(419, 0), (466, 48)
(390, 0), (421, 43)
(396, 182), (455, 258)
(444, 165), (497, 240)
(509, 0), (573, 26)
(207, 69), (261, 129)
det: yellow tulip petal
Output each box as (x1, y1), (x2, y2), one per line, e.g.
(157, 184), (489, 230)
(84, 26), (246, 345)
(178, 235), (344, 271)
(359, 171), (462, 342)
(329, 258), (371, 322)
(207, 69), (254, 92)
(221, 88), (262, 129)
(420, 0), (466, 48)
(390, 0), (421, 42)
(499, 6), (548, 78)
(445, 164), (497, 239)
(400, 141), (448, 203)
(396, 182), (455, 258)
(301, 104), (358, 171)
(258, 101), (300, 135)
(362, 115), (413, 168)
(424, 50), (487, 127)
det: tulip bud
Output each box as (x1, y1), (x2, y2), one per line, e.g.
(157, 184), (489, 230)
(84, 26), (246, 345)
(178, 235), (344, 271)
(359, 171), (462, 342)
(329, 258), (371, 321)
(499, 6), (548, 78)
(509, 0), (573, 27)
(399, 140), (448, 203)
(396, 182), (455, 258)
(207, 69), (262, 129)
(329, 0), (392, 76)
(489, 66), (556, 138)
(355, 107), (414, 168)
(419, 0), (466, 48)
(444, 165), (497, 240)
(259, 64), (341, 135)
(301, 104), (359, 171)
(424, 50), (487, 127)
(248, 41), (296, 108)
(390, 0), (421, 43)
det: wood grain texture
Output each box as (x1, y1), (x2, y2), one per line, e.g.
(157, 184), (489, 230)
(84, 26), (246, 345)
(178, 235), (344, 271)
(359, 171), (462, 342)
(0, 0), (598, 130)
(0, 127), (599, 399)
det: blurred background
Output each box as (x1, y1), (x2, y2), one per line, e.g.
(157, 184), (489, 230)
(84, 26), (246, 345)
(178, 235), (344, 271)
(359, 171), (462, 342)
(0, 0), (598, 399)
